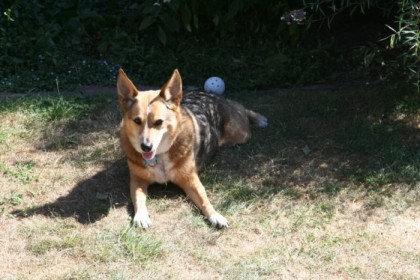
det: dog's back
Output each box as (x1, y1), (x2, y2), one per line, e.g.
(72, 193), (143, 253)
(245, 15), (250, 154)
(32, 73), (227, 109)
(182, 91), (267, 171)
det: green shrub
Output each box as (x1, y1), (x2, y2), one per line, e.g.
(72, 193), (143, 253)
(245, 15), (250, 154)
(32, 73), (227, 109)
(301, 0), (419, 88)
(390, 0), (420, 88)
(0, 0), (418, 92)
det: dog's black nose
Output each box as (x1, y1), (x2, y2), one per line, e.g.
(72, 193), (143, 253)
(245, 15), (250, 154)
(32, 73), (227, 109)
(141, 143), (153, 152)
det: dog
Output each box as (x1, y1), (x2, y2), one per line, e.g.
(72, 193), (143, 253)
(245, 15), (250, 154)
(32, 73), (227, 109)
(117, 69), (268, 229)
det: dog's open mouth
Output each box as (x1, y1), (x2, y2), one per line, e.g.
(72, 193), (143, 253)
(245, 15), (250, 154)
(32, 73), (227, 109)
(142, 151), (157, 167)
(142, 151), (155, 160)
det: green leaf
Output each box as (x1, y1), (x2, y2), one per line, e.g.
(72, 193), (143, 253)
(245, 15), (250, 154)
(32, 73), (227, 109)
(141, 2), (160, 15)
(227, 0), (243, 19)
(193, 15), (199, 29)
(157, 26), (167, 45)
(181, 4), (192, 31)
(139, 16), (156, 31)
(160, 14), (179, 33)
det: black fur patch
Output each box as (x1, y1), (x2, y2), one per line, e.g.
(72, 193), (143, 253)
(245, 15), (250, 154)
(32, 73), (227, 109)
(181, 92), (229, 170)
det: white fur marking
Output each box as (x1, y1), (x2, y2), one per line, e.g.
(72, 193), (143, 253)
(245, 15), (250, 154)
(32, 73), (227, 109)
(133, 209), (152, 229)
(208, 213), (229, 228)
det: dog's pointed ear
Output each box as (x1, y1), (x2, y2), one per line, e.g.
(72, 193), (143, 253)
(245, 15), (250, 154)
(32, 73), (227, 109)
(117, 69), (138, 110)
(160, 69), (182, 107)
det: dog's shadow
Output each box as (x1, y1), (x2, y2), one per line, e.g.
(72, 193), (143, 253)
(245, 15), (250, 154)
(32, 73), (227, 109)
(12, 158), (184, 224)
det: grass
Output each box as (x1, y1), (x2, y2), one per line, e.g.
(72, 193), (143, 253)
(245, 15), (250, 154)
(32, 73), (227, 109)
(0, 84), (419, 279)
(0, 160), (36, 185)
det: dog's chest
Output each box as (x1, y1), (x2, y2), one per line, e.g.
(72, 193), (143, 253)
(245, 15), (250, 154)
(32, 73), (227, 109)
(144, 154), (174, 183)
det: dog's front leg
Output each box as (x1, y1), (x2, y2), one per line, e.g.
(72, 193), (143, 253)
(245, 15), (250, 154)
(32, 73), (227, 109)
(130, 175), (152, 229)
(174, 173), (228, 228)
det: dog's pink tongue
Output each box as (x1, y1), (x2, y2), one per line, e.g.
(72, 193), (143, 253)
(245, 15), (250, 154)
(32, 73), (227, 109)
(142, 152), (155, 160)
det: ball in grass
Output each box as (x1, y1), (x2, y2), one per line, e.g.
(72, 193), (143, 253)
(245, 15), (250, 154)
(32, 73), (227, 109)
(204, 77), (225, 95)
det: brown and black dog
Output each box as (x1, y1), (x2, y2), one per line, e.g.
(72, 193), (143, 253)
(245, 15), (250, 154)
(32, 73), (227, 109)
(117, 69), (267, 228)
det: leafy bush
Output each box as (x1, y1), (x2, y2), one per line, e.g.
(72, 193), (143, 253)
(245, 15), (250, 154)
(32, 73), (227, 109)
(301, 0), (419, 87)
(390, 0), (420, 88)
(0, 0), (418, 92)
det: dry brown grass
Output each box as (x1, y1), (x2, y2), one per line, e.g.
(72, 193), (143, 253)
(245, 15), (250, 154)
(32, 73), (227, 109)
(0, 88), (419, 279)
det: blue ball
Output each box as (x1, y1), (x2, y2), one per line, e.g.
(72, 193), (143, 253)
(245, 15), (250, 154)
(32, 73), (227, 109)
(204, 77), (225, 95)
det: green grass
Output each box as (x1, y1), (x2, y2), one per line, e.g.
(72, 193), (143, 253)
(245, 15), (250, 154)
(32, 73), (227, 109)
(0, 161), (36, 185)
(27, 234), (83, 256)
(0, 95), (112, 153)
(120, 227), (163, 263)
(0, 85), (419, 279)
(0, 95), (109, 123)
(336, 115), (419, 186)
(94, 227), (163, 264)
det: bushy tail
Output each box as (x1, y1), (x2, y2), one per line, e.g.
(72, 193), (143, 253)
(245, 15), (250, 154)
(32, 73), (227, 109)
(247, 110), (268, 128)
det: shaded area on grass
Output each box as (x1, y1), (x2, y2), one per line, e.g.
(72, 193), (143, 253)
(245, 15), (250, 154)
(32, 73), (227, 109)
(11, 157), (188, 224)
(206, 85), (419, 206)
(8, 84), (420, 224)
(11, 158), (129, 224)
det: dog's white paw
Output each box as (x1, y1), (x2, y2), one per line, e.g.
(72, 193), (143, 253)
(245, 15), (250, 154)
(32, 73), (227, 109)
(133, 210), (152, 229)
(208, 213), (229, 229)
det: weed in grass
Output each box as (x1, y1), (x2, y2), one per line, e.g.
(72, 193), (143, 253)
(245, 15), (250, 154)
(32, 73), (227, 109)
(0, 160), (36, 185)
(0, 191), (24, 207)
(119, 227), (163, 263)
(34, 96), (90, 123)
(10, 192), (23, 206)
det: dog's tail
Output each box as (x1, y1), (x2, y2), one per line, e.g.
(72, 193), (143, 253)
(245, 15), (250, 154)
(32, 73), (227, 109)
(247, 110), (268, 128)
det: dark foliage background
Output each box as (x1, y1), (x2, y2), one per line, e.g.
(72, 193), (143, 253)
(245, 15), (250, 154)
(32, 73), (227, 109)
(0, 0), (418, 92)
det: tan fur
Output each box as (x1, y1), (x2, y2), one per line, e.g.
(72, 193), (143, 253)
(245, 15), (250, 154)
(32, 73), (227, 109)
(118, 69), (266, 229)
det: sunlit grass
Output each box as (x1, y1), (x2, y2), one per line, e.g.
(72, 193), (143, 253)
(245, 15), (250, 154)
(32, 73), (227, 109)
(0, 86), (418, 279)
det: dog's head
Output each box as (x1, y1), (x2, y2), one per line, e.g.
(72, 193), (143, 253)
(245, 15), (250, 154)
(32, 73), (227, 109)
(117, 69), (183, 160)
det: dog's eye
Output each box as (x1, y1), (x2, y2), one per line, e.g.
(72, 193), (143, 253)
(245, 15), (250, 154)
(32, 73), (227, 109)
(133, 117), (142, 125)
(153, 119), (163, 127)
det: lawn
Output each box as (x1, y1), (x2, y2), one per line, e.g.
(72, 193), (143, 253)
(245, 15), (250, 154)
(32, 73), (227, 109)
(0, 84), (419, 279)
